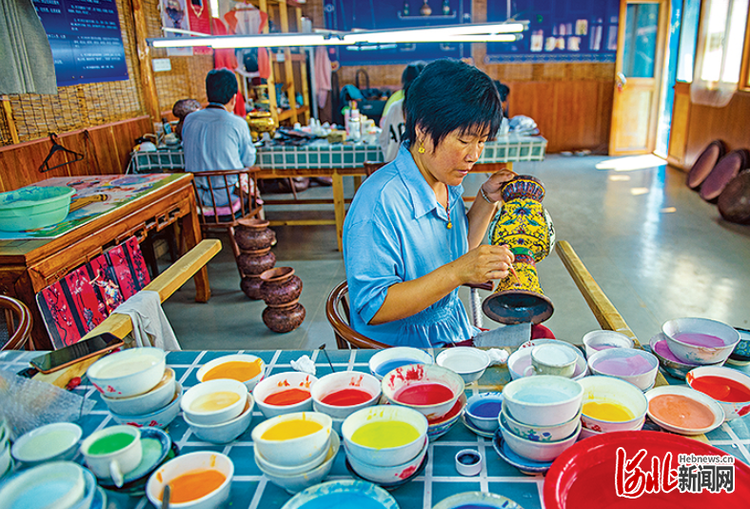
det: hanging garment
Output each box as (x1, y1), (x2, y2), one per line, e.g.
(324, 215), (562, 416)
(315, 46), (332, 108)
(224, 5), (270, 79)
(114, 290), (182, 351)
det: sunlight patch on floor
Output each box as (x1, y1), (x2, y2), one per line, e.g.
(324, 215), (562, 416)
(596, 155), (667, 172)
(630, 187), (650, 195)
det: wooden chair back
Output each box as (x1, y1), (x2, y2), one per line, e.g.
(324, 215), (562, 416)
(364, 161), (386, 177)
(0, 295), (34, 351)
(325, 281), (389, 350)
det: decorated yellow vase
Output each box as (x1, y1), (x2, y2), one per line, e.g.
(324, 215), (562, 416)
(482, 175), (555, 324)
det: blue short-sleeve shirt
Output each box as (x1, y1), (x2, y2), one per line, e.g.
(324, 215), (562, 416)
(343, 143), (479, 348)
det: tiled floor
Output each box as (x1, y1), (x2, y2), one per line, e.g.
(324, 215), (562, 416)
(162, 154), (750, 351)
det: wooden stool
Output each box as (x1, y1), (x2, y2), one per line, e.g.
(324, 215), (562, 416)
(718, 170), (750, 224)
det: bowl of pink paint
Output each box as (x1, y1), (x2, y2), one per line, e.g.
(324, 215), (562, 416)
(587, 348), (659, 391)
(662, 317), (741, 365)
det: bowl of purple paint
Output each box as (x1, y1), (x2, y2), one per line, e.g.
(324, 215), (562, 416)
(587, 348), (659, 391)
(464, 392), (503, 433)
(662, 317), (741, 365)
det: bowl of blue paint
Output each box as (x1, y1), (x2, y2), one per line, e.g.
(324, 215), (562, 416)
(464, 392), (503, 433)
(368, 347), (434, 380)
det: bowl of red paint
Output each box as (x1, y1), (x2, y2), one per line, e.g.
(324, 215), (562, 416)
(252, 371), (318, 419)
(686, 365), (750, 420)
(663, 317), (741, 365)
(311, 371), (381, 420)
(381, 364), (465, 421)
(645, 385), (724, 435)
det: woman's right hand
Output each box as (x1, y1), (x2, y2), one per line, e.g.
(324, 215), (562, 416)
(453, 244), (514, 285)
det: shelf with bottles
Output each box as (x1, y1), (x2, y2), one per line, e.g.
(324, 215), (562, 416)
(398, 0), (456, 19)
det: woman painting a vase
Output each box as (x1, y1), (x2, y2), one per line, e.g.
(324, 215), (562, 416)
(344, 59), (534, 349)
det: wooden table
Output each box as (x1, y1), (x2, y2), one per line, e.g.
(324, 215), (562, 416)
(0, 173), (210, 350)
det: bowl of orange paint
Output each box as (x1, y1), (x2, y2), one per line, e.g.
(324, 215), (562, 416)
(146, 451), (233, 509)
(180, 379), (248, 426)
(312, 371), (381, 420)
(251, 411), (332, 467)
(381, 364), (465, 421)
(663, 317), (741, 365)
(645, 385), (724, 435)
(578, 376), (648, 433)
(253, 371), (318, 419)
(686, 365), (750, 420)
(196, 354), (266, 391)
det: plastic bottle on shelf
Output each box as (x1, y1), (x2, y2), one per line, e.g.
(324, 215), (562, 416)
(349, 107), (361, 142)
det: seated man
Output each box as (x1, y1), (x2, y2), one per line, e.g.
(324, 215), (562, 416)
(182, 69), (256, 210)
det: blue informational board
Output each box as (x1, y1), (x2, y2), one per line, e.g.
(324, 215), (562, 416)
(485, 0), (620, 64)
(33, 0), (129, 87)
(324, 0), (473, 67)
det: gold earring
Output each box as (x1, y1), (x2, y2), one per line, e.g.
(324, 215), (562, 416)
(418, 142), (425, 154)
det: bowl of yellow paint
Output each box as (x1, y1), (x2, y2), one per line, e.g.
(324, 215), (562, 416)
(251, 411), (332, 467)
(184, 394), (255, 444)
(196, 354), (266, 391)
(253, 371), (318, 419)
(101, 367), (176, 416)
(146, 451), (234, 509)
(180, 379), (248, 426)
(255, 428), (331, 477)
(11, 422), (82, 467)
(381, 364), (465, 421)
(341, 404), (429, 467)
(578, 376), (648, 432)
(312, 371), (381, 420)
(87, 347), (167, 399)
(345, 433), (428, 484)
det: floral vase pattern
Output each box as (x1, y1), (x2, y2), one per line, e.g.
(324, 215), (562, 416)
(234, 219), (276, 300)
(260, 267), (306, 333)
(482, 175), (555, 324)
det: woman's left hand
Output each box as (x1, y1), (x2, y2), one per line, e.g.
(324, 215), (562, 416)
(481, 169), (518, 202)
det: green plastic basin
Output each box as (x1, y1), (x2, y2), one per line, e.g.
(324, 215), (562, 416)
(0, 186), (76, 231)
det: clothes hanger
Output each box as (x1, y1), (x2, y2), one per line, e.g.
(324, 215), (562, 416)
(38, 133), (85, 173)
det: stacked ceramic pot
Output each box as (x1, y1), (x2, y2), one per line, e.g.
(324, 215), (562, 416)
(235, 219), (276, 300)
(259, 267), (305, 333)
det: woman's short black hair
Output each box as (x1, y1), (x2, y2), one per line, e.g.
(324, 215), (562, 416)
(205, 69), (238, 105)
(404, 59), (502, 148)
(401, 62), (426, 92)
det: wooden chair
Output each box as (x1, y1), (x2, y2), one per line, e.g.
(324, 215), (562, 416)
(0, 295), (34, 351)
(364, 161), (385, 177)
(190, 168), (263, 276)
(325, 281), (389, 350)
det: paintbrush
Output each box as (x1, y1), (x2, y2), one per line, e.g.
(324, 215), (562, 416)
(508, 263), (522, 286)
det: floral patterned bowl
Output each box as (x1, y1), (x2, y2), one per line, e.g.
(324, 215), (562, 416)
(500, 403), (581, 442)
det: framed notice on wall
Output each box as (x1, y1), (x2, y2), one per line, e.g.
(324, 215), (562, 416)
(32, 0), (128, 87)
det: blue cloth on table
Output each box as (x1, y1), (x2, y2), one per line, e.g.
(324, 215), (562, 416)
(343, 143), (479, 348)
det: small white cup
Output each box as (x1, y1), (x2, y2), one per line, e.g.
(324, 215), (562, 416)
(523, 344), (577, 378)
(80, 425), (142, 488)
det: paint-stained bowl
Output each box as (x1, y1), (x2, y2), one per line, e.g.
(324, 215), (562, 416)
(436, 347), (490, 384)
(368, 347), (434, 380)
(311, 371), (381, 420)
(11, 422), (82, 467)
(501, 375), (583, 427)
(196, 354), (266, 391)
(251, 411), (332, 467)
(180, 379), (248, 426)
(183, 395), (255, 444)
(498, 416), (581, 463)
(686, 366), (750, 420)
(101, 367), (176, 416)
(345, 434), (428, 484)
(464, 392), (503, 433)
(578, 376), (648, 432)
(254, 431), (331, 477)
(110, 382), (183, 429)
(252, 371), (317, 419)
(508, 341), (588, 381)
(256, 432), (339, 494)
(146, 451), (233, 509)
(427, 392), (466, 441)
(587, 348), (659, 391)
(381, 364), (465, 421)
(663, 317), (741, 365)
(645, 385), (725, 435)
(342, 405), (428, 467)
(582, 330), (634, 358)
(87, 347), (167, 399)
(648, 333), (724, 380)
(501, 403), (582, 443)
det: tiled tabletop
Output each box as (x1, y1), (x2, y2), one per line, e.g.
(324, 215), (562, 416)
(1, 348), (748, 509)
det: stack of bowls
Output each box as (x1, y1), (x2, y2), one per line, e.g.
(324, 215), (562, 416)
(686, 365), (750, 421)
(253, 372), (318, 419)
(507, 339), (588, 381)
(311, 371), (381, 435)
(463, 392), (504, 437)
(342, 405), (429, 486)
(498, 376), (583, 464)
(582, 330), (634, 358)
(587, 348), (659, 391)
(181, 379), (253, 443)
(0, 461), (100, 509)
(147, 451), (234, 509)
(578, 376), (648, 439)
(89, 347), (182, 428)
(196, 354), (266, 391)
(252, 412), (336, 493)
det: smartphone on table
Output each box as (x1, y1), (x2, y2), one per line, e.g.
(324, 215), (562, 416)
(30, 333), (124, 374)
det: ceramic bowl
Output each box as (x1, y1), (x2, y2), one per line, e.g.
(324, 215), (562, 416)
(311, 371), (381, 420)
(645, 385), (725, 435)
(68, 465), (97, 509)
(256, 432), (340, 494)
(146, 451), (233, 509)
(428, 392), (466, 440)
(464, 392), (503, 433)
(501, 403), (582, 442)
(0, 440), (11, 479)
(729, 327), (750, 364)
(11, 422), (82, 466)
(180, 379), (248, 426)
(101, 367), (176, 416)
(96, 427), (173, 491)
(381, 364), (465, 421)
(0, 461), (86, 509)
(499, 416), (581, 462)
(251, 411), (332, 467)
(110, 381), (183, 428)
(686, 366), (750, 420)
(648, 333), (724, 380)
(436, 347), (490, 384)
(501, 375), (583, 426)
(587, 348), (659, 391)
(345, 434), (428, 484)
(342, 405), (428, 467)
(368, 347), (434, 380)
(184, 395), (255, 444)
(196, 354), (266, 391)
(87, 347), (166, 399)
(662, 317), (741, 365)
(282, 480), (399, 509)
(508, 342), (588, 381)
(433, 491), (524, 509)
(582, 330), (634, 358)
(578, 376), (648, 432)
(253, 371), (317, 419)
(254, 431), (330, 477)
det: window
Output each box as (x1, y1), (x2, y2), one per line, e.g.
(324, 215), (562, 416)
(675, 0), (701, 82)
